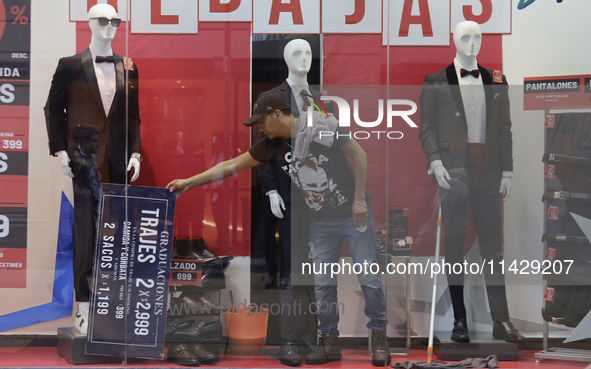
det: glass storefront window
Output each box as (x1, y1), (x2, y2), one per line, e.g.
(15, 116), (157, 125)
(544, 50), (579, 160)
(0, 1), (590, 368)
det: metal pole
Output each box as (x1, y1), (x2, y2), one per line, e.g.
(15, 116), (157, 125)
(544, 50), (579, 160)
(427, 204), (443, 363)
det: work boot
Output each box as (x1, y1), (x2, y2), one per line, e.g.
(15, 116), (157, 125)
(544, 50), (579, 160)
(371, 329), (391, 367)
(305, 331), (342, 365)
(278, 342), (300, 366)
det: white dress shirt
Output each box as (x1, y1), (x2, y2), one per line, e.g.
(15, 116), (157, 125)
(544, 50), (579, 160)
(89, 44), (116, 116)
(454, 58), (486, 144)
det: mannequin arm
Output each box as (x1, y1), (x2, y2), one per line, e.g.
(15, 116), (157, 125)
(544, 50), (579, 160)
(497, 77), (514, 173)
(167, 151), (260, 195)
(45, 58), (70, 155)
(418, 76), (443, 167)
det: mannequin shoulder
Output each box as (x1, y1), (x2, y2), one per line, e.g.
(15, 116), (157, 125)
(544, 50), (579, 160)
(53, 53), (85, 74)
(423, 68), (448, 84)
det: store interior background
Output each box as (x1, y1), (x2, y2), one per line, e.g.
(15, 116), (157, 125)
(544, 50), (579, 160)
(1, 0), (590, 346)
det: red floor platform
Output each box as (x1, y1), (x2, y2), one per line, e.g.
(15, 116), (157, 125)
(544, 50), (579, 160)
(0, 347), (590, 368)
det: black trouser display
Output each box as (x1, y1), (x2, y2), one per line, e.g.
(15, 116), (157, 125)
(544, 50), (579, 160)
(439, 169), (509, 323)
(542, 112), (591, 326)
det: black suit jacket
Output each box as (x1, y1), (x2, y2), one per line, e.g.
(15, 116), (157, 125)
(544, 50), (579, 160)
(256, 81), (323, 202)
(45, 48), (141, 178)
(418, 64), (513, 186)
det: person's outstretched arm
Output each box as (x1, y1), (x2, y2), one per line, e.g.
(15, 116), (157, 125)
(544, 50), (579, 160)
(167, 151), (260, 195)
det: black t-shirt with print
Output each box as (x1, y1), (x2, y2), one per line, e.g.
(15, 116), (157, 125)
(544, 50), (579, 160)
(249, 127), (360, 222)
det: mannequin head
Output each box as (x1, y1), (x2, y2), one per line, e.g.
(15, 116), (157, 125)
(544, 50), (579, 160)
(453, 21), (481, 65)
(88, 4), (119, 45)
(284, 39), (312, 83)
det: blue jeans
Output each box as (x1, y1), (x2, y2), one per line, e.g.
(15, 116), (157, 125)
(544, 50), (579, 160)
(309, 207), (387, 336)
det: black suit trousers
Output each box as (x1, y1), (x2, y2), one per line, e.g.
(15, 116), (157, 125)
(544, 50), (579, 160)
(439, 169), (509, 322)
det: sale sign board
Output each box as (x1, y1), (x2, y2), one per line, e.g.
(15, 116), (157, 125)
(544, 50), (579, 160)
(86, 184), (176, 359)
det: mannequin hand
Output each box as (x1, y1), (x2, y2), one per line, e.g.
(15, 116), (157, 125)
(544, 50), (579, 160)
(268, 192), (285, 219)
(500, 177), (512, 202)
(127, 158), (140, 182)
(57, 150), (74, 178)
(433, 165), (451, 189)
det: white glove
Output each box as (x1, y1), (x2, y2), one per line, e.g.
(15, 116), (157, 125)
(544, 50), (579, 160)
(500, 177), (511, 202)
(57, 150), (74, 178)
(127, 152), (141, 182)
(433, 165), (451, 189)
(268, 191), (285, 219)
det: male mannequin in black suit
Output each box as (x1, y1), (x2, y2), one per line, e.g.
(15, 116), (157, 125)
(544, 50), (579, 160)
(419, 21), (524, 343)
(255, 39), (322, 366)
(45, 3), (141, 185)
(44, 3), (141, 334)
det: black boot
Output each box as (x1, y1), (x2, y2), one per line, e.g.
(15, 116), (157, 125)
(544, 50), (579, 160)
(278, 342), (300, 366)
(371, 329), (391, 367)
(305, 332), (342, 365)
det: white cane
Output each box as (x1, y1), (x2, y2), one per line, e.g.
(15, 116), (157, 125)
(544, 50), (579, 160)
(427, 204), (442, 363)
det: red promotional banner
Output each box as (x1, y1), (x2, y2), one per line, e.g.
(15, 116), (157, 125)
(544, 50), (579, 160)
(0, 0), (29, 288)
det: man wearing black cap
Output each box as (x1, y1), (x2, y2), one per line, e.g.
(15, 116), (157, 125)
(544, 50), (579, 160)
(167, 94), (390, 367)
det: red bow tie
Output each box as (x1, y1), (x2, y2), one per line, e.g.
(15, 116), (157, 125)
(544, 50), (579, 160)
(95, 56), (114, 63)
(460, 68), (479, 78)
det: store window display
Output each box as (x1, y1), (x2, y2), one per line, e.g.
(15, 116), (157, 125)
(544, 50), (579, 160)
(44, 3), (142, 185)
(418, 21), (524, 343)
(167, 94), (391, 367)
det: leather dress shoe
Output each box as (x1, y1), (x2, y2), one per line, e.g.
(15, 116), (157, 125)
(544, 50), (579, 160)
(278, 342), (301, 367)
(166, 318), (195, 336)
(265, 277), (278, 289)
(200, 296), (226, 313)
(171, 343), (200, 366)
(451, 318), (470, 343)
(493, 321), (525, 341)
(172, 320), (223, 341)
(188, 343), (219, 363)
(193, 239), (234, 263)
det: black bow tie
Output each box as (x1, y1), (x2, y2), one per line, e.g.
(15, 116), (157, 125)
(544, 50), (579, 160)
(95, 55), (114, 63)
(460, 68), (479, 78)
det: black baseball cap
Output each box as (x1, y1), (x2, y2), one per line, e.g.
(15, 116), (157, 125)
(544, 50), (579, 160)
(243, 94), (290, 127)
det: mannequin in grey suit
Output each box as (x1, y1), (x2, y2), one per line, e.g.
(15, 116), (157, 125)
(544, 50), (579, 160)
(419, 21), (524, 343)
